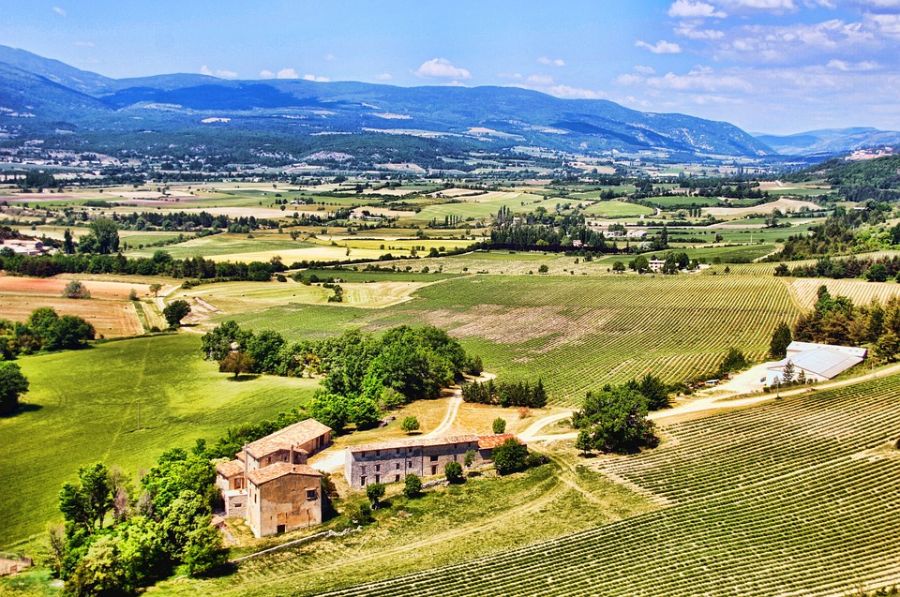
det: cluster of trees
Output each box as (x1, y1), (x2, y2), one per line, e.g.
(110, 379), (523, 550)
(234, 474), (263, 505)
(801, 155), (900, 202)
(775, 255), (900, 283)
(572, 385), (659, 455)
(0, 250), (281, 282)
(52, 451), (227, 595)
(0, 307), (95, 359)
(111, 211), (277, 233)
(773, 204), (895, 260)
(793, 286), (900, 362)
(201, 323), (482, 432)
(461, 378), (547, 408)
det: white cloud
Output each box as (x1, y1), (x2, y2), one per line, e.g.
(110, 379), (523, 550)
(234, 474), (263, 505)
(199, 65), (239, 79)
(74, 41), (95, 48)
(865, 13), (900, 38)
(526, 74), (555, 85)
(616, 73), (645, 85)
(718, 0), (796, 11)
(675, 22), (725, 39)
(277, 68), (299, 79)
(634, 65), (656, 74)
(303, 73), (330, 82)
(635, 39), (683, 53)
(636, 66), (754, 92)
(324, 53), (336, 62)
(415, 58), (471, 79)
(668, 0), (727, 18)
(52, 6), (66, 16)
(537, 56), (566, 66)
(826, 58), (879, 70)
(515, 74), (605, 99)
(856, 0), (900, 10)
(375, 73), (393, 81)
(259, 69), (275, 79)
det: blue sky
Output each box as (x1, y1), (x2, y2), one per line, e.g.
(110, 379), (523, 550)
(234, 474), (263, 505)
(0, 0), (898, 133)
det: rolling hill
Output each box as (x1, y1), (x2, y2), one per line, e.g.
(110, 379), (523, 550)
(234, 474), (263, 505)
(0, 44), (775, 161)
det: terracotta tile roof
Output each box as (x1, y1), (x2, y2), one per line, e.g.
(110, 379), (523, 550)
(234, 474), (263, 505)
(477, 434), (521, 449)
(243, 419), (331, 459)
(216, 458), (244, 478)
(246, 462), (322, 486)
(348, 434), (480, 454)
(235, 450), (246, 462)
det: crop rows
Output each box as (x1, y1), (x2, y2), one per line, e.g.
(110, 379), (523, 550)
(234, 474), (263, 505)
(396, 274), (799, 403)
(323, 375), (900, 596)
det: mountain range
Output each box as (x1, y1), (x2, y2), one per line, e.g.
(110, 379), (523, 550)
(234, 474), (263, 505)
(0, 45), (895, 164)
(753, 128), (900, 158)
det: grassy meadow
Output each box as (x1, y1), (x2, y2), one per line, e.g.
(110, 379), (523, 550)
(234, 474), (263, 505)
(0, 334), (318, 549)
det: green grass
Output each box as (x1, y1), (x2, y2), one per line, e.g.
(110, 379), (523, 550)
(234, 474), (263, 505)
(411, 193), (545, 223)
(0, 334), (318, 549)
(582, 200), (654, 218)
(641, 196), (721, 208)
(301, 268), (460, 283)
(125, 232), (313, 259)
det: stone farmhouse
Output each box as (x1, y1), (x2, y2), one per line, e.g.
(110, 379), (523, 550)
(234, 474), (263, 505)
(215, 418), (332, 537)
(344, 433), (521, 490)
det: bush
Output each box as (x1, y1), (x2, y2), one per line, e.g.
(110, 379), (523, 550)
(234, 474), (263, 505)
(401, 416), (420, 434)
(444, 461), (464, 484)
(351, 502), (374, 525)
(62, 280), (91, 299)
(403, 474), (422, 498)
(163, 300), (191, 328)
(492, 417), (507, 434)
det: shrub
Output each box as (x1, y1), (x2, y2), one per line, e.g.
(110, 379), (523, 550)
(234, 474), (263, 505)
(62, 280), (91, 299)
(0, 362), (29, 416)
(444, 461), (464, 484)
(492, 417), (507, 434)
(401, 416), (420, 434)
(163, 300), (191, 328)
(403, 474), (422, 498)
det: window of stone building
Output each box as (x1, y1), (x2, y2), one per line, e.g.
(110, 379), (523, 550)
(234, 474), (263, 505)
(431, 465), (437, 475)
(394, 475), (400, 482)
(430, 455), (438, 462)
(375, 464), (381, 472)
(361, 475), (367, 486)
(306, 489), (317, 500)
(375, 474), (380, 483)
(407, 461), (412, 467)
(361, 466), (366, 474)
(395, 462), (400, 469)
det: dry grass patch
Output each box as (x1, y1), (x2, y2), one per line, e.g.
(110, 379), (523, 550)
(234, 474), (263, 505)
(789, 277), (900, 309)
(0, 296), (142, 337)
(704, 198), (819, 218)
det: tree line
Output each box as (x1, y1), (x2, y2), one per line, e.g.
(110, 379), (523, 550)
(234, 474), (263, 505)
(201, 323), (482, 433)
(775, 254), (900, 283)
(792, 286), (899, 362)
(772, 204), (895, 261)
(461, 378), (547, 408)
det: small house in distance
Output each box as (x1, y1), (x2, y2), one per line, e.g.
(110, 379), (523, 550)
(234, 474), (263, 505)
(765, 341), (867, 386)
(344, 434), (522, 490)
(215, 418), (332, 537)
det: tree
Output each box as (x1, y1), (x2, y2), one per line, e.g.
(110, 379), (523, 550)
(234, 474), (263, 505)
(0, 362), (29, 415)
(769, 322), (793, 358)
(163, 300), (191, 328)
(59, 463), (114, 534)
(874, 330), (899, 363)
(634, 374), (669, 410)
(348, 396), (381, 429)
(46, 315), (96, 350)
(444, 461), (464, 484)
(571, 386), (658, 454)
(366, 483), (386, 508)
(492, 417), (507, 434)
(62, 280), (91, 299)
(576, 429), (592, 457)
(149, 283), (162, 298)
(63, 229), (75, 255)
(401, 416), (420, 434)
(630, 255), (650, 274)
(182, 524), (227, 577)
(493, 439), (529, 475)
(464, 449), (476, 468)
(782, 360), (796, 384)
(403, 474), (422, 498)
(538, 264), (549, 273)
(612, 261), (625, 273)
(78, 218), (120, 255)
(717, 347), (748, 377)
(310, 391), (349, 434)
(218, 351), (254, 378)
(866, 263), (889, 282)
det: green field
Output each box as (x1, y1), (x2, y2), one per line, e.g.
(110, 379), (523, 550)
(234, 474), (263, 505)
(316, 374), (900, 597)
(411, 192), (546, 223)
(227, 272), (800, 403)
(0, 335), (318, 549)
(640, 195), (721, 208)
(582, 200), (654, 218)
(126, 232), (313, 259)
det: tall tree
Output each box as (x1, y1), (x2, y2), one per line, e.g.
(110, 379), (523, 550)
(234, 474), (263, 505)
(769, 322), (793, 358)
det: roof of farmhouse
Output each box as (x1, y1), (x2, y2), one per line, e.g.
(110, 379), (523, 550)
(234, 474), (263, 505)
(786, 341), (867, 359)
(215, 458), (244, 478)
(243, 418), (331, 459)
(348, 434), (521, 455)
(769, 348), (865, 379)
(246, 462), (322, 486)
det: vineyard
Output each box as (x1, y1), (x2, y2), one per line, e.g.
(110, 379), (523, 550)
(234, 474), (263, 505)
(226, 272), (801, 405)
(319, 373), (900, 597)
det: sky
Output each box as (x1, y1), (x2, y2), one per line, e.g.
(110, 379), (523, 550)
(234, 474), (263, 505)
(0, 0), (898, 134)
